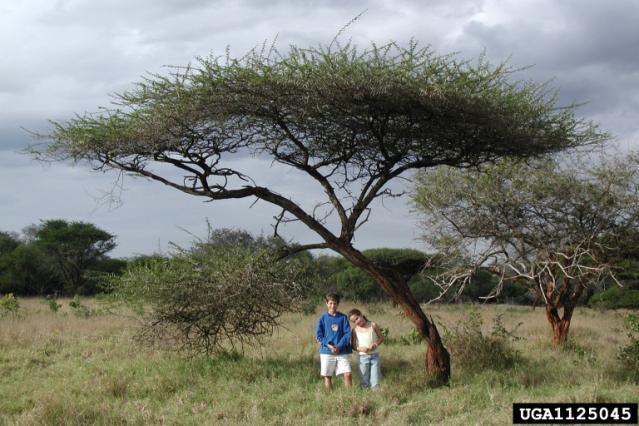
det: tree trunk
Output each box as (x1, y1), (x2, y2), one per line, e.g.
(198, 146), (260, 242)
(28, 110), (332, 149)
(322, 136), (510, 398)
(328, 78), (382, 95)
(544, 279), (582, 346)
(544, 304), (575, 346)
(340, 247), (451, 385)
(424, 319), (451, 386)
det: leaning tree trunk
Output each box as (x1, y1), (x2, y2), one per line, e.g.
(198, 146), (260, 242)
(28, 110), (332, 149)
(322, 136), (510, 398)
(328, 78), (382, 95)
(341, 247), (451, 385)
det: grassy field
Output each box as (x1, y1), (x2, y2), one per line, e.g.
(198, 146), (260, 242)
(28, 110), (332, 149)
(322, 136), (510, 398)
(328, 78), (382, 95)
(0, 298), (637, 425)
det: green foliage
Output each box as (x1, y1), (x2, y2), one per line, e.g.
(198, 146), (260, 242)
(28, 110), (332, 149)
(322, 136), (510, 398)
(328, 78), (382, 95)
(589, 287), (639, 309)
(43, 40), (604, 173)
(69, 295), (95, 318)
(315, 249), (432, 302)
(0, 231), (20, 256)
(444, 311), (521, 373)
(300, 298), (320, 316)
(602, 228), (639, 292)
(379, 326), (390, 341)
(408, 274), (441, 303)
(333, 267), (385, 301)
(562, 339), (598, 367)
(627, 314), (639, 332)
(108, 246), (307, 355)
(68, 294), (82, 309)
(46, 297), (61, 313)
(0, 293), (20, 313)
(0, 243), (62, 295)
(618, 314), (639, 381)
(379, 326), (423, 345)
(400, 328), (423, 345)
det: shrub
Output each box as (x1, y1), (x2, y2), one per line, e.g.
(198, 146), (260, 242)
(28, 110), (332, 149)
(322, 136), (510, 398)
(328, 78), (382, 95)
(108, 246), (307, 355)
(589, 287), (639, 309)
(379, 326), (422, 345)
(69, 295), (94, 318)
(444, 311), (521, 373)
(379, 326), (391, 342)
(46, 296), (61, 313)
(618, 314), (639, 381)
(0, 293), (20, 315)
(399, 328), (423, 345)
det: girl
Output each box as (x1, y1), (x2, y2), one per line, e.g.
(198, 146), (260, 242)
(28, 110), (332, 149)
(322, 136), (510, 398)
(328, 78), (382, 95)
(348, 308), (385, 389)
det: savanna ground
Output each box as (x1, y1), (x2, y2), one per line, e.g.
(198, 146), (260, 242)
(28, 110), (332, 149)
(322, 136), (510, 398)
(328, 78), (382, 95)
(0, 298), (637, 425)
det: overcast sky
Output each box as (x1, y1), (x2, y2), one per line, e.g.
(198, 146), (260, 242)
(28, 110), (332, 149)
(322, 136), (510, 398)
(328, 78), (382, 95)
(1, 0), (638, 258)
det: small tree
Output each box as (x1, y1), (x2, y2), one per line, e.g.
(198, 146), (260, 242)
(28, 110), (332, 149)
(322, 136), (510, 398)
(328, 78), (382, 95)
(413, 154), (639, 345)
(35, 41), (605, 383)
(618, 314), (639, 382)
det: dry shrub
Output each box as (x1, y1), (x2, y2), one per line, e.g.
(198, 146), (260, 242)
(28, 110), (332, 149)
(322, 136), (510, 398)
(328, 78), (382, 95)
(109, 247), (307, 355)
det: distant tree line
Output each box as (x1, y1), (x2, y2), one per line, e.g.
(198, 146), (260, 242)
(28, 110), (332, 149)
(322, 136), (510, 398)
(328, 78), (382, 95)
(2, 221), (637, 308)
(0, 219), (125, 295)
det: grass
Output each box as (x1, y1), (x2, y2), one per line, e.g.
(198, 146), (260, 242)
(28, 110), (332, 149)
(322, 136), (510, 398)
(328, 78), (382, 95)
(0, 298), (637, 425)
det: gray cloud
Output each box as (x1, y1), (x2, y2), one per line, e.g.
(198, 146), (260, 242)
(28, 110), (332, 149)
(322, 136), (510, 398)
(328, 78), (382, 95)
(1, 0), (637, 256)
(449, 0), (639, 139)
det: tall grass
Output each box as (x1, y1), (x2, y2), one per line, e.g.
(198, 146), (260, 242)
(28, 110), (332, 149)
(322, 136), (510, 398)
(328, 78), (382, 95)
(1, 299), (637, 425)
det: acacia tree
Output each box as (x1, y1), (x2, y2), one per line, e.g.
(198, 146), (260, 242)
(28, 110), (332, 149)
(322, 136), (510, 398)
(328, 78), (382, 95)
(413, 155), (639, 345)
(35, 41), (605, 383)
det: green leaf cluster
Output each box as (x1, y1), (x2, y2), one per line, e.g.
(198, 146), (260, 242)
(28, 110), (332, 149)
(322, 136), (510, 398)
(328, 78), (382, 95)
(41, 40), (606, 187)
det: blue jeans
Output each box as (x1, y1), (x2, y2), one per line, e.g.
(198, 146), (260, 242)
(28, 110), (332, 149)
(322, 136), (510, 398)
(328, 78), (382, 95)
(357, 352), (381, 388)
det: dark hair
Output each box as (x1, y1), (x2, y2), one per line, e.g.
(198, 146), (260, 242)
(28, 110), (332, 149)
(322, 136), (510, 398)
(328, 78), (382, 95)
(347, 308), (369, 322)
(325, 293), (340, 303)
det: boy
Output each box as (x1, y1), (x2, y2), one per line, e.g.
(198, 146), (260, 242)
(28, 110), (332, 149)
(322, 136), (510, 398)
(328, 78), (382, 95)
(315, 293), (352, 389)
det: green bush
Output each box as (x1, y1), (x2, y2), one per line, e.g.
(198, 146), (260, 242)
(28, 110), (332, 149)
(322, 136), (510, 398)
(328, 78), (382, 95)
(0, 293), (19, 313)
(333, 267), (387, 301)
(444, 311), (521, 374)
(46, 297), (61, 313)
(69, 295), (94, 318)
(618, 314), (639, 382)
(589, 287), (639, 309)
(301, 298), (320, 316)
(379, 326), (422, 345)
(108, 246), (307, 355)
(399, 328), (423, 345)
(408, 274), (441, 303)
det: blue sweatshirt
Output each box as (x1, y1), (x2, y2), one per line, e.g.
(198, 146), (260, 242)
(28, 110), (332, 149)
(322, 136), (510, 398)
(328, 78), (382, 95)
(316, 311), (352, 355)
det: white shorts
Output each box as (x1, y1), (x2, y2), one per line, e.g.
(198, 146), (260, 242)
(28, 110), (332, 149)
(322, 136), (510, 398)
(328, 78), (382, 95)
(320, 354), (351, 377)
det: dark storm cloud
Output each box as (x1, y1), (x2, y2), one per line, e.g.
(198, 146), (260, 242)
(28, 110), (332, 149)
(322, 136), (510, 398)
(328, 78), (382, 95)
(461, 1), (639, 72)
(452, 0), (639, 138)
